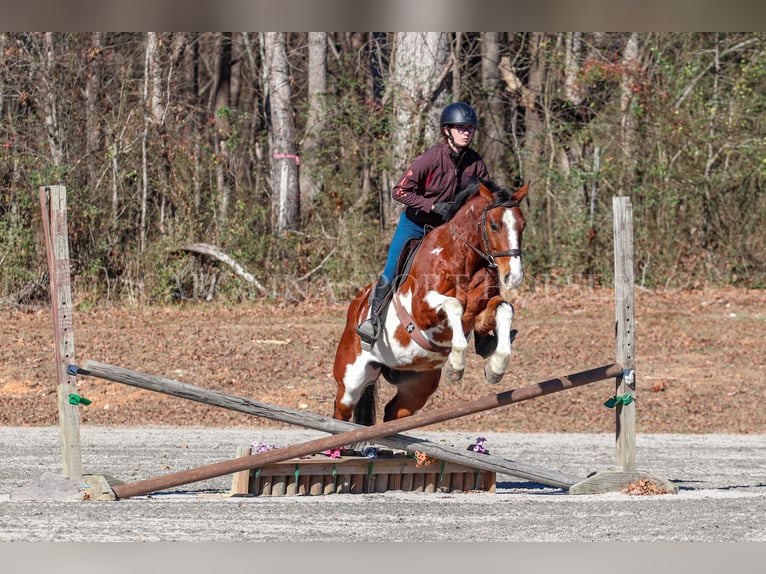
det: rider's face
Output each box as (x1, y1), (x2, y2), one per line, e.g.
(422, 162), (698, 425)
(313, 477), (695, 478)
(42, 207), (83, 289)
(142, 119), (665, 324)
(447, 124), (475, 149)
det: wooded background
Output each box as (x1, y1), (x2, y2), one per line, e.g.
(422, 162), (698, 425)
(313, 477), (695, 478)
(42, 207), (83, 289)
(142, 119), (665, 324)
(2, 32), (764, 306)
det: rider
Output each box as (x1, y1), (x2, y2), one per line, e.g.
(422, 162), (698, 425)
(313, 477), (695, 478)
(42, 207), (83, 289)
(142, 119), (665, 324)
(356, 102), (490, 349)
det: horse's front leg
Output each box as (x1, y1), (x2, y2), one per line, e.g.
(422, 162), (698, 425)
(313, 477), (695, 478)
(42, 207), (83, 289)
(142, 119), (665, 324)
(436, 295), (469, 382)
(482, 300), (515, 384)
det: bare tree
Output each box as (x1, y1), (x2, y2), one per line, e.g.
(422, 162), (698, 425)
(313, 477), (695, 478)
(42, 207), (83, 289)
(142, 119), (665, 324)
(300, 32), (327, 211)
(139, 33), (157, 251)
(480, 32), (510, 187)
(384, 32), (450, 223)
(563, 32), (586, 106)
(147, 32), (164, 125)
(171, 32), (204, 215)
(522, 33), (548, 247)
(85, 32), (103, 201)
(210, 33), (234, 229)
(0, 33), (5, 122)
(42, 32), (63, 167)
(619, 32), (640, 195)
(265, 32), (299, 233)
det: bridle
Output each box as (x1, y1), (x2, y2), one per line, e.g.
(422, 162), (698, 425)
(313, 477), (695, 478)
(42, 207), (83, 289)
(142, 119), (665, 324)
(449, 199), (523, 269)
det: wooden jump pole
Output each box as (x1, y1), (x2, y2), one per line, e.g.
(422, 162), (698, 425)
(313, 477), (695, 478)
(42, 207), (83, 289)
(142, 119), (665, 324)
(78, 359), (606, 488)
(101, 363), (623, 499)
(39, 185), (83, 481)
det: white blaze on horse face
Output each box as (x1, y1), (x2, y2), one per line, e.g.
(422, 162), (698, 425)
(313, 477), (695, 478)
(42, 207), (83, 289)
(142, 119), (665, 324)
(501, 209), (524, 290)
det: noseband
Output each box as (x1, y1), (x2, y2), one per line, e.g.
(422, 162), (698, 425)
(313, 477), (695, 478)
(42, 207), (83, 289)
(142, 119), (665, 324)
(450, 200), (522, 269)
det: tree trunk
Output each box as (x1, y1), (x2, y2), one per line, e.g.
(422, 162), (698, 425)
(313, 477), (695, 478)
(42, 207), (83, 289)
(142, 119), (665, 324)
(385, 32), (450, 224)
(147, 32), (171, 235)
(43, 33), (63, 167)
(265, 32), (300, 233)
(85, 32), (103, 201)
(147, 32), (164, 125)
(213, 32), (233, 229)
(702, 33), (721, 250)
(619, 32), (640, 196)
(452, 32), (463, 100)
(0, 33), (5, 120)
(300, 32), (327, 212)
(241, 32), (265, 199)
(140, 33), (153, 252)
(480, 32), (509, 187)
(563, 32), (585, 106)
(522, 33), (549, 250)
(179, 33), (203, 215)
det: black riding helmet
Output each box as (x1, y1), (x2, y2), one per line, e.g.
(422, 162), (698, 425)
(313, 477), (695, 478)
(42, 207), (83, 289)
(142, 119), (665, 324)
(440, 102), (478, 129)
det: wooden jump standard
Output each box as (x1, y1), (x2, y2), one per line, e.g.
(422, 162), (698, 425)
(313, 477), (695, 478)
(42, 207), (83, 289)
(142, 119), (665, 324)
(75, 360), (623, 499)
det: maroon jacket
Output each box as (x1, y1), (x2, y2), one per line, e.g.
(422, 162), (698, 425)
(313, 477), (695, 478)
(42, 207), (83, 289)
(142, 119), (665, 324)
(392, 142), (490, 228)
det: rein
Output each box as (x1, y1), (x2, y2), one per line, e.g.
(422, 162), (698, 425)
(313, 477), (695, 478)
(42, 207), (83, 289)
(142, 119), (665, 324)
(449, 200), (522, 269)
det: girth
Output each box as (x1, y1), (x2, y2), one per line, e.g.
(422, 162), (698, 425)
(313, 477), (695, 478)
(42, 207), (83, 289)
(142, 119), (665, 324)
(391, 295), (452, 356)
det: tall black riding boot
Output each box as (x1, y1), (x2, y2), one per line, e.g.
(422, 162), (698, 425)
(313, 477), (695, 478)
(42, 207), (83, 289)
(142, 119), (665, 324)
(355, 277), (393, 350)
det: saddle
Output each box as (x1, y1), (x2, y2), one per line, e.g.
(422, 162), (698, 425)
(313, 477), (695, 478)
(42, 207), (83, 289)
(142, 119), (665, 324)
(369, 236), (422, 324)
(392, 237), (423, 291)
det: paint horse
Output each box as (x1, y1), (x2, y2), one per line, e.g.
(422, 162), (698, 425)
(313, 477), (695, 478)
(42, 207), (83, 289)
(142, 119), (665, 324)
(333, 178), (528, 425)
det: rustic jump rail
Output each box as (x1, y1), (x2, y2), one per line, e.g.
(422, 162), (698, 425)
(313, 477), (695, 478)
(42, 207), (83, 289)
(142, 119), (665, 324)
(73, 361), (623, 499)
(77, 360), (611, 489)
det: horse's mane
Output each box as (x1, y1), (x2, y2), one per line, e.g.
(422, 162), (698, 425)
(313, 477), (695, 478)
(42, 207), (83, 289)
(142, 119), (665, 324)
(445, 177), (515, 219)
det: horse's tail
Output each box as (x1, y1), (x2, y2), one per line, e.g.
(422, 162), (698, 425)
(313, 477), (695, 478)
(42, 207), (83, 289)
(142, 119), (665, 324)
(352, 382), (378, 426)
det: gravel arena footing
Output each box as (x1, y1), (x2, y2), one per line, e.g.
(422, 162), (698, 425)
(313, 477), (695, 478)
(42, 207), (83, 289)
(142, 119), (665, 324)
(1, 427), (764, 545)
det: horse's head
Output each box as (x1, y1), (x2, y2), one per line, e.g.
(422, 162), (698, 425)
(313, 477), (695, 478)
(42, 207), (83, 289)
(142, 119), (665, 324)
(451, 179), (528, 301)
(478, 180), (528, 299)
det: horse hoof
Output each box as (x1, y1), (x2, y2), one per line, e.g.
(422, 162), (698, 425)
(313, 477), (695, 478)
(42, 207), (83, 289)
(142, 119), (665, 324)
(484, 366), (504, 384)
(443, 365), (464, 382)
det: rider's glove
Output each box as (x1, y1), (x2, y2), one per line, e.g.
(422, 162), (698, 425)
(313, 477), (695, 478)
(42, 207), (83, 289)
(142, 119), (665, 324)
(432, 201), (452, 220)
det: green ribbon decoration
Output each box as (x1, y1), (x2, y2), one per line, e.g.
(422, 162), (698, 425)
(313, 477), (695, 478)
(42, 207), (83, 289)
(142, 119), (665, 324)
(604, 393), (635, 408)
(367, 461), (375, 493)
(439, 460), (446, 490)
(68, 394), (91, 406)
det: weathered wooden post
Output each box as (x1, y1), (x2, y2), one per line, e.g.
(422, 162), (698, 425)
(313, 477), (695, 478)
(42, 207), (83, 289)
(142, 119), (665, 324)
(40, 185), (83, 481)
(613, 195), (636, 471)
(569, 196), (676, 494)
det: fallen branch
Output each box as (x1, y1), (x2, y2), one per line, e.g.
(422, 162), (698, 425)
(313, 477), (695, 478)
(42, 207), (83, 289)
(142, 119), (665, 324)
(180, 243), (267, 296)
(295, 246), (336, 282)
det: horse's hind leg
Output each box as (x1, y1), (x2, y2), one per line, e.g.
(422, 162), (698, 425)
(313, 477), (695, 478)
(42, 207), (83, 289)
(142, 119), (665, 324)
(383, 370), (441, 421)
(484, 301), (515, 384)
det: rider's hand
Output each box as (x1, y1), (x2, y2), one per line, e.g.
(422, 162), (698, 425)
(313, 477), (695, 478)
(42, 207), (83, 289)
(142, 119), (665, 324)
(432, 201), (452, 220)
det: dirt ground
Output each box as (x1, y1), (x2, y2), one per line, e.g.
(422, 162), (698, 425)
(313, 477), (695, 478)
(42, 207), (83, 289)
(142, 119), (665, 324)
(2, 286), (765, 433)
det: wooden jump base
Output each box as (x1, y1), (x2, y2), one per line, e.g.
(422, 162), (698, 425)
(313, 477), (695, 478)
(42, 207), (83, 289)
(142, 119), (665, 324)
(229, 450), (495, 496)
(73, 361), (623, 499)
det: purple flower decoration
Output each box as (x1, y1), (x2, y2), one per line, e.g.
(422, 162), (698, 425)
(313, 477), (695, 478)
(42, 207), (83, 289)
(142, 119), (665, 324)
(468, 436), (489, 454)
(252, 440), (277, 453)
